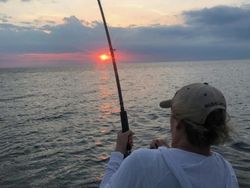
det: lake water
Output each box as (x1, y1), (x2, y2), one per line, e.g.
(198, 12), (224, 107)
(0, 60), (250, 187)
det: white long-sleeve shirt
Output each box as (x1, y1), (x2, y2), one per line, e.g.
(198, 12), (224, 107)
(100, 147), (238, 188)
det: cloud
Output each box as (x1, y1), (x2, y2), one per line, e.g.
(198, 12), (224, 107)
(0, 14), (12, 23)
(107, 6), (250, 61)
(0, 6), (250, 67)
(0, 0), (32, 2)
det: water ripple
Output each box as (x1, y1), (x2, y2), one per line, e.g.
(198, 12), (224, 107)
(231, 141), (250, 152)
(0, 94), (36, 102)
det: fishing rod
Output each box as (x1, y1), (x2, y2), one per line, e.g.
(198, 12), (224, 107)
(97, 0), (131, 155)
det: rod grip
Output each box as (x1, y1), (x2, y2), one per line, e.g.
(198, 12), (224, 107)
(120, 110), (129, 132)
(120, 110), (131, 157)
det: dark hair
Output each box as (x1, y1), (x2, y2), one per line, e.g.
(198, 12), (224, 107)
(183, 109), (230, 148)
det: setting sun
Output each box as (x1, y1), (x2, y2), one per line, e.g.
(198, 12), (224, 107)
(99, 54), (111, 62)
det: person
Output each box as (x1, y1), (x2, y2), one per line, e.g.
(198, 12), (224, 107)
(100, 83), (239, 188)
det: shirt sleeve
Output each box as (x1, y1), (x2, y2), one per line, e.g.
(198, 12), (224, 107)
(99, 150), (143, 188)
(100, 151), (124, 188)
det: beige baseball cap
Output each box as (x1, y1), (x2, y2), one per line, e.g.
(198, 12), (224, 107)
(160, 83), (227, 125)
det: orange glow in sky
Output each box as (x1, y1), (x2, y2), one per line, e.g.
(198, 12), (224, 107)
(99, 53), (111, 62)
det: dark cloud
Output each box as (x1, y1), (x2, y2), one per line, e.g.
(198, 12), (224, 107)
(0, 16), (105, 56)
(0, 6), (250, 66)
(184, 6), (249, 26)
(183, 6), (250, 40)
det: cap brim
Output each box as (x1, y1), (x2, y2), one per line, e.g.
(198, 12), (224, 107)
(159, 100), (172, 108)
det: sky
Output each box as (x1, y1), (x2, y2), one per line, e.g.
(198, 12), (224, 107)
(0, 0), (250, 67)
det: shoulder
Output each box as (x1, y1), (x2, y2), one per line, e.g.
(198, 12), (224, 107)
(212, 152), (237, 173)
(212, 152), (239, 187)
(212, 152), (234, 168)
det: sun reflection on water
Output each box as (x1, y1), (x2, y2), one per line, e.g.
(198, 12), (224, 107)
(95, 63), (119, 119)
